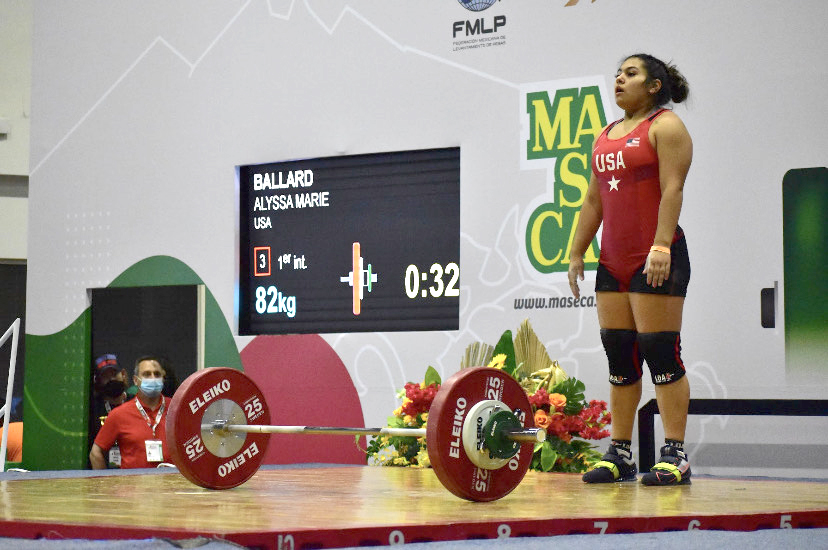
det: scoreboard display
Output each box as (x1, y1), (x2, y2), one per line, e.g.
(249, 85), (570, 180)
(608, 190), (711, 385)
(237, 147), (460, 335)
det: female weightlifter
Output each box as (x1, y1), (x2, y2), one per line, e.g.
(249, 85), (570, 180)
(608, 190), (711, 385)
(568, 53), (693, 485)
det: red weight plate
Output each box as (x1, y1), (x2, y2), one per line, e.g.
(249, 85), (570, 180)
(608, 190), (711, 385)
(166, 367), (271, 489)
(426, 367), (534, 502)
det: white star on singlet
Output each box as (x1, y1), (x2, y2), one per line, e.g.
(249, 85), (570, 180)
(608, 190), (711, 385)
(608, 176), (620, 191)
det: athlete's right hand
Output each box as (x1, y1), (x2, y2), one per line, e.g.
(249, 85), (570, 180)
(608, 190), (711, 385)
(568, 257), (584, 299)
(643, 248), (671, 288)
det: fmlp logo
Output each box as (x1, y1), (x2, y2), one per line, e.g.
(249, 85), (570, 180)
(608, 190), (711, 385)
(453, 0), (506, 40)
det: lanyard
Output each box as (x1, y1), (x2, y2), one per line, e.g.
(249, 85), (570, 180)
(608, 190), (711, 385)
(135, 397), (165, 438)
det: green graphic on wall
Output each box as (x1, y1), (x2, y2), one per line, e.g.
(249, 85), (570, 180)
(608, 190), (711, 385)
(783, 168), (828, 377)
(23, 255), (242, 470)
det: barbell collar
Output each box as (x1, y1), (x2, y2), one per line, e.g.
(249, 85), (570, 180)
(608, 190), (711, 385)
(504, 428), (546, 444)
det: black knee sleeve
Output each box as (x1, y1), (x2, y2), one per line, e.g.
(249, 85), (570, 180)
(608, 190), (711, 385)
(638, 331), (686, 385)
(600, 329), (643, 386)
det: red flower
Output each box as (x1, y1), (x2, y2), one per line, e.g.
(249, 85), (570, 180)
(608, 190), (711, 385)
(578, 400), (609, 424)
(546, 413), (572, 443)
(528, 388), (550, 412)
(568, 414), (586, 433)
(402, 383), (440, 416)
(579, 425), (610, 440)
(572, 400), (610, 440)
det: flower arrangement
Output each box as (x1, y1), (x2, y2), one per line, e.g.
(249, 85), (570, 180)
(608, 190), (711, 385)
(363, 366), (441, 468)
(364, 320), (611, 473)
(523, 376), (611, 472)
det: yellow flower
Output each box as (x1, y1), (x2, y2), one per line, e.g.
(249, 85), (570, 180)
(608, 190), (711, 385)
(488, 353), (507, 370)
(550, 361), (568, 386)
(393, 406), (403, 417)
(415, 448), (431, 469)
(421, 412), (429, 423)
(404, 414), (417, 426)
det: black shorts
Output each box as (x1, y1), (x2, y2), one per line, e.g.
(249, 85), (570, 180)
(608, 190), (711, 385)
(595, 230), (690, 297)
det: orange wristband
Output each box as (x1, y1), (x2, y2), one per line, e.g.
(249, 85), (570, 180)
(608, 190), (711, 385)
(650, 245), (671, 255)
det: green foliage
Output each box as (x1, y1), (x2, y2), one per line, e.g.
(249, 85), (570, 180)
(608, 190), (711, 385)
(531, 437), (604, 473)
(540, 443), (559, 471)
(423, 366), (441, 387)
(364, 414), (423, 463)
(550, 377), (586, 416)
(492, 330), (517, 377)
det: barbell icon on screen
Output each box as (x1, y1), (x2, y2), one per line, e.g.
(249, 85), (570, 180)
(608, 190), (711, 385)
(339, 242), (378, 315)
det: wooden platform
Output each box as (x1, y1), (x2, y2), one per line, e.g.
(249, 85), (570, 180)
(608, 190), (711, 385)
(1, 466), (827, 548)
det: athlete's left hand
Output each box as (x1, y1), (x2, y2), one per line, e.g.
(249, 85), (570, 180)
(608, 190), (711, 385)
(643, 249), (671, 287)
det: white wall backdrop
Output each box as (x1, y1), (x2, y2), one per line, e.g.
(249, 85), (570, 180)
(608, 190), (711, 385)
(27, 0), (828, 475)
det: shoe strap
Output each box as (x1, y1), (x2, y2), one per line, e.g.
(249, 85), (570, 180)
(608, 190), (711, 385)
(592, 460), (620, 480)
(651, 460), (685, 483)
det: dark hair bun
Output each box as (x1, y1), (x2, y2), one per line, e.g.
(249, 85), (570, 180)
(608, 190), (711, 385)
(666, 64), (689, 104)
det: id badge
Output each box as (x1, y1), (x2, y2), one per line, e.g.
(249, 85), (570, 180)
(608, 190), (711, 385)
(108, 445), (121, 467)
(145, 439), (164, 462)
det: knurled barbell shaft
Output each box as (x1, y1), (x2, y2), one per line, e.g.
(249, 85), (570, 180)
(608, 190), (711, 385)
(206, 424), (426, 438)
(204, 423), (545, 443)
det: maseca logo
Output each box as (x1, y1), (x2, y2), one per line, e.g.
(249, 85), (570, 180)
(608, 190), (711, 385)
(520, 77), (614, 277)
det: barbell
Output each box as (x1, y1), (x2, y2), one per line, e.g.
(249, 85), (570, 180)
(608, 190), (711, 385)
(165, 366), (544, 501)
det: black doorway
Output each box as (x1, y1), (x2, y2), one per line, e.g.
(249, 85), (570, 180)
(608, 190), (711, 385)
(89, 285), (203, 448)
(0, 262), (25, 424)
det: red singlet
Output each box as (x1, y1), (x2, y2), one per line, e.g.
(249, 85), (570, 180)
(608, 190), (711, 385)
(592, 108), (676, 287)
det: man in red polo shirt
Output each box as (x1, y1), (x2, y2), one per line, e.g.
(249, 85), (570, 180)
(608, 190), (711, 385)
(90, 356), (171, 469)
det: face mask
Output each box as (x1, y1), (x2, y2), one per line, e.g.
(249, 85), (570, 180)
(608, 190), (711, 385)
(102, 379), (126, 399)
(139, 377), (164, 397)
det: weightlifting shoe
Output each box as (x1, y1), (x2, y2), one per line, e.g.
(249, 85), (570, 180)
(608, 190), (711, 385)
(582, 445), (638, 483)
(641, 445), (692, 486)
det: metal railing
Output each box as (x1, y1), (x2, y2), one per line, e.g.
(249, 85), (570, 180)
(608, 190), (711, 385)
(1, 318), (21, 472)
